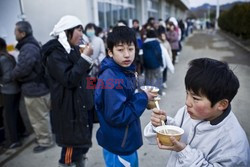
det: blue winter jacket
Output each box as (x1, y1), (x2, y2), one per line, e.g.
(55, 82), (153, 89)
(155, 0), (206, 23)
(95, 57), (148, 155)
(142, 39), (163, 69)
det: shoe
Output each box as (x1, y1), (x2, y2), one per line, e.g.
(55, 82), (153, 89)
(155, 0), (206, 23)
(33, 145), (50, 153)
(159, 91), (166, 96)
(175, 56), (179, 63)
(75, 154), (87, 167)
(162, 83), (167, 89)
(8, 142), (22, 149)
(58, 162), (76, 167)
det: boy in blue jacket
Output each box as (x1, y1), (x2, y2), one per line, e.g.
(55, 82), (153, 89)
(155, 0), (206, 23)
(95, 26), (156, 167)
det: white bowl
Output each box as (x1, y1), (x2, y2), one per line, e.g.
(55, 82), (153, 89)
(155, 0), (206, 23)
(140, 86), (159, 95)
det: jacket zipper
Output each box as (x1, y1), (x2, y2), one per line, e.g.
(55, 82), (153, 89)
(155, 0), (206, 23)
(189, 121), (205, 145)
(121, 125), (129, 148)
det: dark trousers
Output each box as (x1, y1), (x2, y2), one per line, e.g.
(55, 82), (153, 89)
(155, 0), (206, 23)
(162, 67), (168, 83)
(59, 147), (89, 165)
(59, 109), (93, 165)
(3, 93), (22, 143)
(172, 50), (178, 65)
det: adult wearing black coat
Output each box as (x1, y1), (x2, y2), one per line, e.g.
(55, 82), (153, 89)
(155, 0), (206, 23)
(11, 21), (53, 153)
(42, 15), (94, 167)
(0, 37), (22, 148)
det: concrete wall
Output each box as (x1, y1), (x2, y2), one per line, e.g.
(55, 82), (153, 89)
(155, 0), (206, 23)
(0, 0), (21, 45)
(0, 0), (189, 45)
(22, 0), (93, 44)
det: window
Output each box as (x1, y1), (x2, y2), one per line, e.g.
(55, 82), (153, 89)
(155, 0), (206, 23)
(165, 3), (170, 20)
(147, 0), (158, 19)
(97, 0), (136, 29)
(98, 2), (105, 29)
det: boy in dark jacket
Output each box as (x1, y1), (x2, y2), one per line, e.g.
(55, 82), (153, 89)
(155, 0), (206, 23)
(95, 26), (156, 166)
(142, 29), (163, 94)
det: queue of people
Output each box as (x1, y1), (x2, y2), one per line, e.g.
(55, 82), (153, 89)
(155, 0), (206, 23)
(0, 15), (249, 167)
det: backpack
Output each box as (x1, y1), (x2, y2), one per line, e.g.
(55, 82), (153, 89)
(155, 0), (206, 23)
(142, 40), (163, 69)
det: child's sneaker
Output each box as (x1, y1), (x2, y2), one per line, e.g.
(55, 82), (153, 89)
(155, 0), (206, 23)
(162, 82), (167, 89)
(175, 56), (179, 63)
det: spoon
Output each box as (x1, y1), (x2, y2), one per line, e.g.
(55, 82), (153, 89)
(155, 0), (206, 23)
(155, 100), (160, 110)
(155, 100), (169, 134)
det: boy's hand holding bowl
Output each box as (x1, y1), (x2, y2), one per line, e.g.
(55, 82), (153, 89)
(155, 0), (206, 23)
(140, 86), (160, 109)
(151, 108), (185, 151)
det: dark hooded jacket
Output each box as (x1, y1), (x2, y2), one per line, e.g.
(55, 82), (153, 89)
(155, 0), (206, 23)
(42, 39), (94, 148)
(142, 39), (163, 69)
(11, 35), (49, 97)
(95, 57), (148, 155)
(0, 51), (20, 94)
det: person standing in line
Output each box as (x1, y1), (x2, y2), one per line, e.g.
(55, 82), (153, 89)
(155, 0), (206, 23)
(132, 19), (144, 75)
(0, 37), (22, 149)
(157, 25), (174, 89)
(142, 29), (164, 94)
(42, 15), (94, 167)
(84, 23), (106, 78)
(166, 17), (180, 65)
(95, 26), (156, 167)
(11, 21), (53, 153)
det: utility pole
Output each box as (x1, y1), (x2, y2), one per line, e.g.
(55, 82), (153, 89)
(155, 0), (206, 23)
(215, 0), (220, 30)
(18, 0), (26, 20)
(208, 6), (210, 21)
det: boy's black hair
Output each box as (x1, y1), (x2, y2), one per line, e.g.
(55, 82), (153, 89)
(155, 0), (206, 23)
(107, 26), (137, 52)
(185, 58), (240, 107)
(146, 29), (158, 38)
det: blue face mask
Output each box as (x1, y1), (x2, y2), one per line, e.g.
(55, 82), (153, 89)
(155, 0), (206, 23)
(86, 31), (95, 38)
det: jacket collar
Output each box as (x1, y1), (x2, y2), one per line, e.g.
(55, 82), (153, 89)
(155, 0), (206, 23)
(16, 35), (40, 50)
(210, 105), (231, 125)
(99, 57), (136, 76)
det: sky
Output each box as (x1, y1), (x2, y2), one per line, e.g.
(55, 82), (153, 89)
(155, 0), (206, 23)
(189, 0), (249, 7)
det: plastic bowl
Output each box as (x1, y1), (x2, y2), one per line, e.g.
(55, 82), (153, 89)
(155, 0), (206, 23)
(155, 125), (184, 146)
(140, 86), (159, 96)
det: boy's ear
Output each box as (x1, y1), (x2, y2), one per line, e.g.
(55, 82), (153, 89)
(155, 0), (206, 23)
(218, 99), (229, 111)
(108, 49), (113, 58)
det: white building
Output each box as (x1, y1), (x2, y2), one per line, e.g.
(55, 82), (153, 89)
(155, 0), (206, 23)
(0, 0), (189, 46)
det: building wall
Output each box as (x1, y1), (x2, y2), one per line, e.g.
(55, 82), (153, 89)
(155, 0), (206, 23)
(22, 0), (93, 44)
(0, 0), (21, 45)
(0, 0), (189, 45)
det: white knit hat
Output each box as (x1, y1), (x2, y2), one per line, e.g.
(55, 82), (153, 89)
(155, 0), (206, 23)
(50, 15), (83, 53)
(50, 15), (83, 36)
(169, 17), (178, 27)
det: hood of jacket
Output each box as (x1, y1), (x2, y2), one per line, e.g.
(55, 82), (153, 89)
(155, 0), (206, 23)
(41, 39), (65, 65)
(42, 39), (63, 56)
(143, 39), (160, 49)
(99, 57), (136, 77)
(16, 35), (40, 50)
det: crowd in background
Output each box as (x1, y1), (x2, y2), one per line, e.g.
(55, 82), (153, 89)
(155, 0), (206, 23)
(0, 15), (193, 166)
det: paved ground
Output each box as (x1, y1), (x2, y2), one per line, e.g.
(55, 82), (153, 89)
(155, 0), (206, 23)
(1, 30), (250, 167)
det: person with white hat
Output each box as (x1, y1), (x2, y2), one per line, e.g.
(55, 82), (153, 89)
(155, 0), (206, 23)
(166, 17), (180, 65)
(42, 15), (94, 167)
